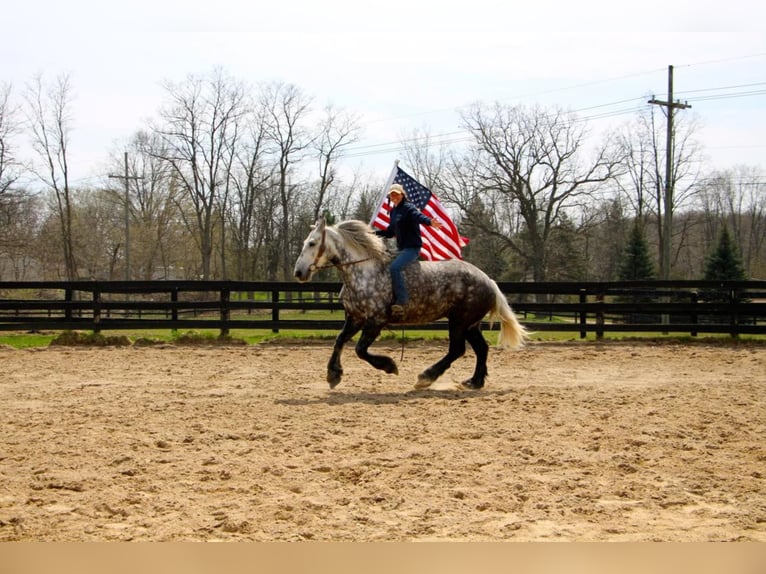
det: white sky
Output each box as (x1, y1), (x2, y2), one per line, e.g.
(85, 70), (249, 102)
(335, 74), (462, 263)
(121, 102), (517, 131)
(3, 0), (765, 187)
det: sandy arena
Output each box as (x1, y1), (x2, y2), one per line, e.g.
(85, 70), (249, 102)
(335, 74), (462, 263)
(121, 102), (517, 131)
(0, 339), (764, 541)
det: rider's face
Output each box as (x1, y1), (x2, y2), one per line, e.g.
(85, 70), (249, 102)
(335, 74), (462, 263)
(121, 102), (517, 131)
(389, 192), (403, 206)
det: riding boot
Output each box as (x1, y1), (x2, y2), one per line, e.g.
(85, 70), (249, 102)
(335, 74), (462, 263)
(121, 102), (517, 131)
(391, 304), (406, 320)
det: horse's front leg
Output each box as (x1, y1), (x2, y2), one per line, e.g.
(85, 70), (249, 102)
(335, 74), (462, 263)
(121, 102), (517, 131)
(355, 322), (398, 376)
(327, 317), (362, 388)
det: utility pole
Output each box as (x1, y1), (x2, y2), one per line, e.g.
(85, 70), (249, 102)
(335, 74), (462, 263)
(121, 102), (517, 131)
(649, 65), (691, 280)
(109, 152), (143, 280)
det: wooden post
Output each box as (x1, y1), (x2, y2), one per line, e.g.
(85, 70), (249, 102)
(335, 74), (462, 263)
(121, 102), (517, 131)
(272, 289), (280, 333)
(65, 288), (73, 322)
(170, 289), (179, 335)
(92, 287), (102, 334)
(690, 291), (698, 337)
(595, 293), (604, 340)
(220, 288), (230, 338)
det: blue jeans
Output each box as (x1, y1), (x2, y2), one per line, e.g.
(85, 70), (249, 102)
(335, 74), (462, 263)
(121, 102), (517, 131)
(390, 247), (420, 305)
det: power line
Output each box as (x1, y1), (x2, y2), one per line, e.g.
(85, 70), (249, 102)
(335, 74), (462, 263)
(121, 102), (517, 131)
(686, 89), (766, 103)
(677, 51), (766, 69)
(678, 81), (766, 95)
(342, 82), (764, 161)
(358, 52), (766, 131)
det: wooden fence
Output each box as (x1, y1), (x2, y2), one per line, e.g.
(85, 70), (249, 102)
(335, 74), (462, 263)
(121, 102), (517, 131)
(1, 280), (765, 338)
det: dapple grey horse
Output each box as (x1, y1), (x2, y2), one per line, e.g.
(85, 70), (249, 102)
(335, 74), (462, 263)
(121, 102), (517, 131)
(294, 218), (527, 390)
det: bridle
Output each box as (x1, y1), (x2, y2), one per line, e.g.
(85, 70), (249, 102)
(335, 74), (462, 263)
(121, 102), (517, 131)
(307, 227), (374, 273)
(307, 227), (328, 274)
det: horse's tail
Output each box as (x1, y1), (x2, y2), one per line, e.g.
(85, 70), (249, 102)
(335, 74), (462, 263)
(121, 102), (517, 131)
(489, 280), (528, 350)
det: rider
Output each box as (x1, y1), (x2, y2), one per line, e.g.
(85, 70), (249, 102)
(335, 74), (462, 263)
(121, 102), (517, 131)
(375, 183), (443, 318)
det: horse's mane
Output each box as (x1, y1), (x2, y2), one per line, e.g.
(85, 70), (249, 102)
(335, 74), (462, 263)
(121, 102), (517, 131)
(333, 220), (389, 262)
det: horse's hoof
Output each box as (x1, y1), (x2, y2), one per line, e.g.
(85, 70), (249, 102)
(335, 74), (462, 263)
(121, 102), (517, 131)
(460, 379), (484, 390)
(383, 362), (398, 375)
(327, 370), (343, 389)
(414, 375), (433, 390)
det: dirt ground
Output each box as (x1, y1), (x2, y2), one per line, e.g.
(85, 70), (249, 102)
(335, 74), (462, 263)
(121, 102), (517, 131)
(0, 339), (764, 541)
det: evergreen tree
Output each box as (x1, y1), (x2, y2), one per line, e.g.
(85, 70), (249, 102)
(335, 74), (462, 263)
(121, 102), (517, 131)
(701, 225), (748, 306)
(703, 225), (747, 281)
(618, 222), (655, 281)
(617, 222), (656, 321)
(546, 215), (587, 281)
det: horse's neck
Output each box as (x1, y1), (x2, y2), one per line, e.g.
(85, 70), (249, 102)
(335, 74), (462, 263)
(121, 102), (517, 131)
(327, 230), (366, 267)
(325, 229), (387, 289)
(336, 245), (374, 274)
(331, 245), (382, 288)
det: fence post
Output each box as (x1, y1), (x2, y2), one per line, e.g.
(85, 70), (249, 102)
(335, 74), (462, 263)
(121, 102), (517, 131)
(220, 287), (230, 338)
(170, 288), (179, 334)
(92, 287), (102, 334)
(690, 291), (698, 337)
(730, 288), (739, 339)
(65, 287), (73, 322)
(272, 289), (280, 333)
(595, 293), (604, 340)
(579, 289), (587, 339)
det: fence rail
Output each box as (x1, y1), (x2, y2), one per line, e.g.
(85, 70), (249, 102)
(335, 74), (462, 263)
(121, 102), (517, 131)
(1, 280), (765, 338)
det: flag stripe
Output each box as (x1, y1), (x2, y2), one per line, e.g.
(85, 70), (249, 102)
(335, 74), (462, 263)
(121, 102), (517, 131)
(371, 166), (468, 261)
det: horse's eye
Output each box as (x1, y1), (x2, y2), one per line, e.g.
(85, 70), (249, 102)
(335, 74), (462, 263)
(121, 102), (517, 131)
(308, 241), (316, 248)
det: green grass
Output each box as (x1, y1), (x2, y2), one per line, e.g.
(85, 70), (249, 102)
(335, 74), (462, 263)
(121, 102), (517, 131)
(2, 327), (762, 349)
(1, 308), (763, 348)
(0, 333), (59, 348)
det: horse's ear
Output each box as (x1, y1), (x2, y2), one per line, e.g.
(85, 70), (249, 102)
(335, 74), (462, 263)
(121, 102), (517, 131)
(315, 216), (326, 231)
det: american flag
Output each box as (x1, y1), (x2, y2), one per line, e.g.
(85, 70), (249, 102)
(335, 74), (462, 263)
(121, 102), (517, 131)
(371, 166), (468, 261)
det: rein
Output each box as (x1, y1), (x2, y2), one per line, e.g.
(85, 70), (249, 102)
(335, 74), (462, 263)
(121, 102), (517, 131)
(311, 257), (375, 272)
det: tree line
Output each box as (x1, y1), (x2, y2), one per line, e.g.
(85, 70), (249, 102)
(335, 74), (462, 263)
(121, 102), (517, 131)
(0, 69), (763, 283)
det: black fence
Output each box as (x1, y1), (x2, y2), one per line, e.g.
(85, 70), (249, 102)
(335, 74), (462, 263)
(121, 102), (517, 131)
(1, 280), (765, 338)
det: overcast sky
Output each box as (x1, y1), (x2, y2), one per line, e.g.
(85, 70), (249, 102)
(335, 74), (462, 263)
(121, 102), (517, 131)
(3, 0), (765, 187)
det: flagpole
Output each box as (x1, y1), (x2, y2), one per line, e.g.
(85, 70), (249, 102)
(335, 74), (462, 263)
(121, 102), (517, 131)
(369, 160), (399, 226)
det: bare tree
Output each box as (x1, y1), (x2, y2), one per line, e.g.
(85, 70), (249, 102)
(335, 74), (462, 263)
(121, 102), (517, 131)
(227, 99), (275, 280)
(72, 187), (124, 279)
(0, 81), (27, 264)
(25, 73), (78, 280)
(349, 172), (387, 222)
(452, 103), (623, 282)
(616, 106), (701, 278)
(0, 192), (42, 280)
(0, 82), (23, 199)
(260, 82), (313, 280)
(400, 126), (451, 189)
(697, 166), (766, 277)
(311, 104), (361, 221)
(102, 131), (182, 279)
(151, 68), (245, 279)
(615, 112), (656, 225)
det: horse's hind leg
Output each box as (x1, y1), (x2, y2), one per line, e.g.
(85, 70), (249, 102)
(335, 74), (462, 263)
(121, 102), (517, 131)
(355, 322), (398, 376)
(327, 317), (361, 388)
(416, 323), (467, 389)
(462, 325), (489, 389)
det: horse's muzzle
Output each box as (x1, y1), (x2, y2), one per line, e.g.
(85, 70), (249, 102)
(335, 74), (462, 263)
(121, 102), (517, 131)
(294, 267), (309, 282)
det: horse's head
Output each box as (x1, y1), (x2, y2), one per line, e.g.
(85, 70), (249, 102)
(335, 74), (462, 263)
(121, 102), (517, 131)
(294, 217), (331, 282)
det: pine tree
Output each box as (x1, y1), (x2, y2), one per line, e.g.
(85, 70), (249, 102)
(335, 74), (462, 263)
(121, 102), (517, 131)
(618, 222), (655, 281)
(702, 225), (747, 305)
(704, 225), (747, 281)
(617, 222), (656, 322)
